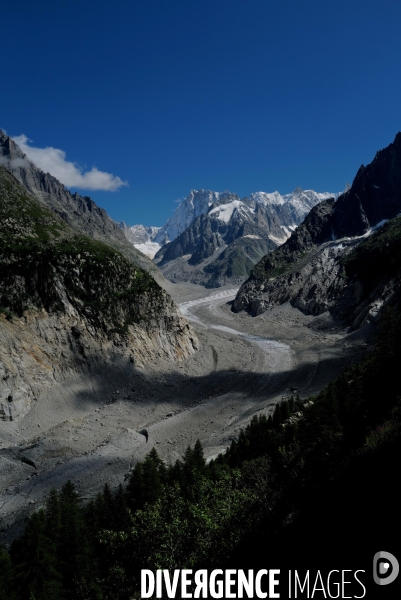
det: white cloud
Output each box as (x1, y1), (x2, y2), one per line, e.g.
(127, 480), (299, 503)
(12, 134), (128, 192)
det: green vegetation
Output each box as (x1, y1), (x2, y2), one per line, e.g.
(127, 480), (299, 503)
(205, 238), (272, 281)
(252, 213), (401, 288)
(3, 305), (401, 598)
(341, 215), (401, 283)
(0, 166), (161, 334)
(250, 245), (313, 282)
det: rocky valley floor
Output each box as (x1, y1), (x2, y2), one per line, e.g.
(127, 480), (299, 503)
(0, 282), (372, 544)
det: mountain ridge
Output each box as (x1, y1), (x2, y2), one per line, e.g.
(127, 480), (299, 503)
(124, 187), (340, 287)
(0, 165), (197, 422)
(0, 131), (165, 284)
(232, 132), (401, 327)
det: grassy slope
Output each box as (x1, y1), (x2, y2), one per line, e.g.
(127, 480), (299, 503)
(0, 166), (161, 334)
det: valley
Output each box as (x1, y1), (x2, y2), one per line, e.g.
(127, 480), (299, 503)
(1, 129), (400, 596)
(2, 7), (401, 595)
(0, 281), (369, 543)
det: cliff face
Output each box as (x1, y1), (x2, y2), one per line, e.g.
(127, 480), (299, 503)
(153, 189), (336, 288)
(0, 166), (197, 421)
(332, 132), (401, 238)
(233, 133), (401, 328)
(0, 131), (163, 282)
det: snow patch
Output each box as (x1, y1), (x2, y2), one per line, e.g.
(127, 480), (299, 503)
(372, 219), (388, 230)
(268, 233), (287, 245)
(209, 200), (253, 223)
(249, 191), (285, 206)
(358, 219), (389, 240)
(339, 219), (389, 244)
(134, 241), (162, 259)
(280, 225), (294, 238)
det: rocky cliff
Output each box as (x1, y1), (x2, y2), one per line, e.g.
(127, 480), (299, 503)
(0, 131), (164, 283)
(332, 132), (401, 238)
(153, 188), (338, 287)
(0, 166), (197, 422)
(233, 132), (401, 327)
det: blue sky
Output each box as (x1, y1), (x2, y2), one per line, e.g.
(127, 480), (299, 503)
(2, 0), (401, 226)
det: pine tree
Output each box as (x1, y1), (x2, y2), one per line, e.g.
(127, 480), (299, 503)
(192, 440), (206, 472)
(280, 400), (291, 421)
(0, 544), (15, 600)
(113, 484), (131, 531)
(57, 480), (97, 597)
(10, 510), (64, 600)
(126, 450), (166, 510)
(45, 488), (61, 549)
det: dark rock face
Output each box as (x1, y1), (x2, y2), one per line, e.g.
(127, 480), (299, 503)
(233, 132), (401, 327)
(332, 133), (401, 238)
(0, 131), (159, 278)
(260, 198), (336, 270)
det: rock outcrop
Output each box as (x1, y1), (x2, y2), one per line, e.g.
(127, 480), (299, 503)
(233, 133), (401, 328)
(153, 188), (338, 287)
(332, 132), (401, 238)
(0, 166), (198, 421)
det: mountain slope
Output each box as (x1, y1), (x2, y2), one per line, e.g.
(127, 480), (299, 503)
(233, 132), (401, 327)
(0, 166), (197, 421)
(0, 131), (164, 283)
(151, 188), (338, 287)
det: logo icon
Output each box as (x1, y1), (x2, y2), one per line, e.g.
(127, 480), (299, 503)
(373, 551), (399, 585)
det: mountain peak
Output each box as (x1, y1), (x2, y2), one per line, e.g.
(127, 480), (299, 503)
(0, 131), (159, 276)
(333, 130), (401, 238)
(233, 131), (401, 318)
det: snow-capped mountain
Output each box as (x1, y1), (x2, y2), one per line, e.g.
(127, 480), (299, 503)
(124, 187), (339, 260)
(122, 189), (222, 258)
(245, 187), (339, 221)
(233, 132), (401, 323)
(119, 223), (162, 258)
(124, 186), (340, 286)
(120, 223), (161, 244)
(157, 189), (221, 243)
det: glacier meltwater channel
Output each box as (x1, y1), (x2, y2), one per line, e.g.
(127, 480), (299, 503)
(179, 289), (293, 373)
